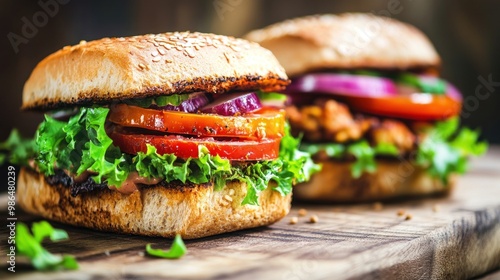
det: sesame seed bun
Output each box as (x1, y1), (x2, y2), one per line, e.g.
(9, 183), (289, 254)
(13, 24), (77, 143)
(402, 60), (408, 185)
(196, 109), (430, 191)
(244, 13), (441, 76)
(17, 168), (291, 239)
(22, 32), (289, 110)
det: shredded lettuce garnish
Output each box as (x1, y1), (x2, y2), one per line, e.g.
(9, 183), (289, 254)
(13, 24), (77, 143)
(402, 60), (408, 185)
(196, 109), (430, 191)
(5, 107), (318, 206)
(16, 220), (78, 271)
(301, 117), (487, 183)
(145, 234), (187, 259)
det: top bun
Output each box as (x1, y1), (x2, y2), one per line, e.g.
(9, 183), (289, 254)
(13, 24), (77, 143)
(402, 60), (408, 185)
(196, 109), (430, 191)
(245, 13), (441, 76)
(23, 32), (289, 110)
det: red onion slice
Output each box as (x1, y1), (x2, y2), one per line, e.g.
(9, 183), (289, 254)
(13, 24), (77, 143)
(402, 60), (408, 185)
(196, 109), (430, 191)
(159, 92), (211, 113)
(445, 82), (463, 102)
(201, 92), (262, 116)
(286, 73), (398, 97)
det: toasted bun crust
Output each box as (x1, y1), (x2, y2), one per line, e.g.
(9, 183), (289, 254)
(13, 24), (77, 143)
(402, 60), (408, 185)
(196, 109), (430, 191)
(293, 160), (454, 202)
(17, 168), (291, 239)
(23, 32), (289, 110)
(245, 14), (441, 76)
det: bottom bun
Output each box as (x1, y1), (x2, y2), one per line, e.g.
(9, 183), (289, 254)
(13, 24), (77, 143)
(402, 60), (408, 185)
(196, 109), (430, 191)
(17, 168), (291, 239)
(293, 160), (455, 202)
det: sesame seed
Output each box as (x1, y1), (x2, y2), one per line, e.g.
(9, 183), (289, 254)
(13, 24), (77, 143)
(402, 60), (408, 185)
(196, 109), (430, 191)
(161, 43), (173, 50)
(151, 50), (159, 57)
(154, 37), (168, 43)
(289, 217), (298, 225)
(152, 57), (161, 62)
(298, 208), (307, 217)
(185, 48), (195, 58)
(229, 45), (241, 52)
(405, 214), (412, 221)
(223, 52), (231, 63)
(165, 59), (172, 63)
(79, 40), (87, 45)
(158, 48), (166, 55)
(397, 209), (405, 216)
(224, 195), (232, 202)
(138, 63), (146, 70)
(309, 215), (319, 223)
(229, 189), (235, 196)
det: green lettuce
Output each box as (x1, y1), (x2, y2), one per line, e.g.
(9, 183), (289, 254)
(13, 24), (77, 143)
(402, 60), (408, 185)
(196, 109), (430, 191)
(145, 234), (187, 259)
(22, 107), (319, 206)
(0, 129), (35, 166)
(301, 141), (398, 178)
(397, 73), (446, 94)
(301, 117), (487, 183)
(124, 94), (191, 107)
(416, 117), (487, 184)
(16, 220), (78, 271)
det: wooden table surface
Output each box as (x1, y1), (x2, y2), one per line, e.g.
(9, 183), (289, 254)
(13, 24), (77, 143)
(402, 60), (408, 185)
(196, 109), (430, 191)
(1, 147), (499, 280)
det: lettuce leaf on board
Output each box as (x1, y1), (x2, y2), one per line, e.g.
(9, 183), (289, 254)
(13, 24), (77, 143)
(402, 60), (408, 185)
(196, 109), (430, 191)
(145, 234), (187, 259)
(15, 107), (319, 206)
(16, 221), (78, 271)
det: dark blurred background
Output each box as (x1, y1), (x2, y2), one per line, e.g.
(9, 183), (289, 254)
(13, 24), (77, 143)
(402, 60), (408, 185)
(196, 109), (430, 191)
(1, 0), (499, 143)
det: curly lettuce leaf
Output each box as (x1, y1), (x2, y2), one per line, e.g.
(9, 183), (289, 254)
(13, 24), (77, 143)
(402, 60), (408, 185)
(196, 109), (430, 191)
(35, 116), (67, 174)
(134, 144), (231, 187)
(235, 124), (321, 205)
(416, 117), (487, 184)
(16, 221), (78, 271)
(35, 107), (129, 187)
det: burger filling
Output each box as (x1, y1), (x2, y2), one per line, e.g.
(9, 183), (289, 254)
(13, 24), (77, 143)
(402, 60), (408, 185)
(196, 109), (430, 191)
(1, 91), (320, 206)
(285, 71), (487, 183)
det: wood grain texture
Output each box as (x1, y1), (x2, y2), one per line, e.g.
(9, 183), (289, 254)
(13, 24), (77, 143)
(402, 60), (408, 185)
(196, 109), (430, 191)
(1, 147), (499, 279)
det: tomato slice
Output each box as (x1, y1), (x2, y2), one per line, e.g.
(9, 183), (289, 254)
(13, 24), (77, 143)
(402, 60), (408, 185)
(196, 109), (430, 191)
(109, 130), (281, 160)
(339, 94), (462, 121)
(108, 104), (285, 139)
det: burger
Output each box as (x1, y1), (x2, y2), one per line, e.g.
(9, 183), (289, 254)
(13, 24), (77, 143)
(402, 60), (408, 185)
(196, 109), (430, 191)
(245, 14), (487, 202)
(4, 31), (318, 238)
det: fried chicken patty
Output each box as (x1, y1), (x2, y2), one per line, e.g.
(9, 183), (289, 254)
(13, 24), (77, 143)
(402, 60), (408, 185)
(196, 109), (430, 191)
(286, 99), (416, 153)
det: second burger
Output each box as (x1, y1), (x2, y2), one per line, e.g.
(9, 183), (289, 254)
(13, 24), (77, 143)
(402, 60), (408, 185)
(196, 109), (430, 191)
(246, 13), (487, 202)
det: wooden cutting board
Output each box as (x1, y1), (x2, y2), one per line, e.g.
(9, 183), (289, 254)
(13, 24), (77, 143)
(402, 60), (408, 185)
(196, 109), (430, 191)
(1, 147), (499, 279)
